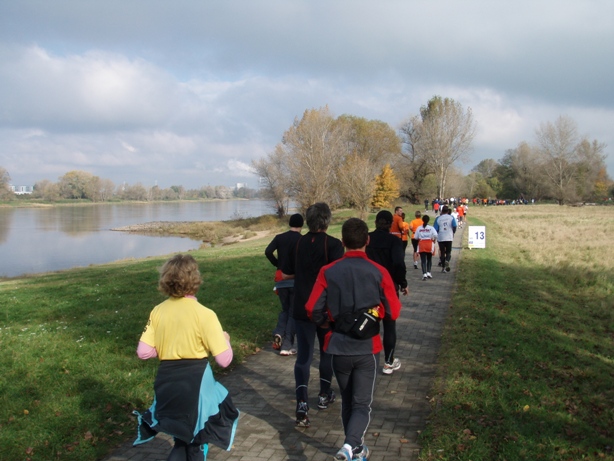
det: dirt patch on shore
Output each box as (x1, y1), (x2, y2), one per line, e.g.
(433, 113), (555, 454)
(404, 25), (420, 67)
(112, 221), (273, 246)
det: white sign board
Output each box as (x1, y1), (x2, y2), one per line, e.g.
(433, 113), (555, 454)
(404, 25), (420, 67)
(468, 226), (486, 249)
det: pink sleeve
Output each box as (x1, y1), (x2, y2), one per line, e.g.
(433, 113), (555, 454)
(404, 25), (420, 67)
(137, 341), (158, 360)
(214, 339), (233, 368)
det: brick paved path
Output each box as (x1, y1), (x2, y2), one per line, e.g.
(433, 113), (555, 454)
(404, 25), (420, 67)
(102, 220), (464, 461)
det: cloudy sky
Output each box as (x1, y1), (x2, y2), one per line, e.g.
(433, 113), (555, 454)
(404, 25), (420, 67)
(1, 1), (613, 190)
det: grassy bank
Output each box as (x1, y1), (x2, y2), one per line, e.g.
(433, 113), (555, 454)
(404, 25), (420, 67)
(419, 205), (614, 460)
(3, 205), (612, 460)
(0, 211), (352, 461)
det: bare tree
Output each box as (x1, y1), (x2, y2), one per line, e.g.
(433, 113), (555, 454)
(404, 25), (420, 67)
(98, 178), (116, 201)
(337, 153), (378, 219)
(535, 116), (581, 204)
(120, 182), (148, 201)
(251, 145), (292, 217)
(0, 166), (13, 200)
(397, 115), (434, 203)
(281, 106), (349, 212)
(418, 96), (476, 199)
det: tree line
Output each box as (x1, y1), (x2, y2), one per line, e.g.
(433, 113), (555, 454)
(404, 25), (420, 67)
(0, 168), (259, 202)
(2, 96), (611, 209)
(253, 98), (612, 215)
(467, 116), (610, 204)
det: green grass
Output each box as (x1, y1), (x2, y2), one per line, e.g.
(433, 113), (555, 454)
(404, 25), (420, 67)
(0, 241), (280, 460)
(5, 204), (612, 460)
(0, 211), (352, 461)
(419, 206), (614, 461)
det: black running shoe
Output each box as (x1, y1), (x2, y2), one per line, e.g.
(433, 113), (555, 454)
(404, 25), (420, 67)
(295, 401), (310, 427)
(317, 390), (336, 409)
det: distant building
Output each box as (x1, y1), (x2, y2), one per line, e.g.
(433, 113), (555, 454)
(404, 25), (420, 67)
(10, 185), (33, 195)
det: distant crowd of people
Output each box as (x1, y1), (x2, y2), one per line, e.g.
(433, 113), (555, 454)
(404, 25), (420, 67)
(425, 196), (536, 209)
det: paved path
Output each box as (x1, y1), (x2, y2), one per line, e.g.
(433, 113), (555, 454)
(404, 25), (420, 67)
(102, 220), (464, 461)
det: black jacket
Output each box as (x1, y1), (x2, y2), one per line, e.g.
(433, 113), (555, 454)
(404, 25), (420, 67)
(366, 228), (407, 290)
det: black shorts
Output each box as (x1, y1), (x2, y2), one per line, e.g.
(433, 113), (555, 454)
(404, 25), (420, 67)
(411, 239), (419, 252)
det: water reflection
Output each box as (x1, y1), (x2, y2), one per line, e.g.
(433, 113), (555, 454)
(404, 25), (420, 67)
(4, 229), (196, 276)
(0, 200), (275, 278)
(0, 207), (14, 243)
(34, 206), (104, 235)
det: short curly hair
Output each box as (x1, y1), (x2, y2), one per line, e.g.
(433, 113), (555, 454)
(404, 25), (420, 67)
(158, 254), (202, 298)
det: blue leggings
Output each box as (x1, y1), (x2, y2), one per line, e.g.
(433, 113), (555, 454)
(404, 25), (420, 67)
(294, 319), (334, 403)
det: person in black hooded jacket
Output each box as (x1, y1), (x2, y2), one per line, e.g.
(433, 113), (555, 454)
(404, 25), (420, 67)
(366, 210), (408, 375)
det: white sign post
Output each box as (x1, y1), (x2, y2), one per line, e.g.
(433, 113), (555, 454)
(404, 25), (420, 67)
(468, 226), (486, 249)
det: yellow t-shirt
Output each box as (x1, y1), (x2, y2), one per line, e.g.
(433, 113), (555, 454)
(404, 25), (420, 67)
(140, 297), (228, 360)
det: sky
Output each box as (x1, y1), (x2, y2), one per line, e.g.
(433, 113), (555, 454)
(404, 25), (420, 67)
(1, 0), (613, 190)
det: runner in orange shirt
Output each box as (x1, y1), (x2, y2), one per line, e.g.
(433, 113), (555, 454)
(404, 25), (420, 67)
(409, 210), (423, 271)
(390, 206), (405, 240)
(400, 212), (410, 254)
(456, 204), (465, 228)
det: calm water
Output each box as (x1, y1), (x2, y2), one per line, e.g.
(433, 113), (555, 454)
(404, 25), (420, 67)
(0, 200), (275, 278)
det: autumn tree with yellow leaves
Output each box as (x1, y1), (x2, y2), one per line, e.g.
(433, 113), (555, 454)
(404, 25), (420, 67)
(371, 164), (399, 209)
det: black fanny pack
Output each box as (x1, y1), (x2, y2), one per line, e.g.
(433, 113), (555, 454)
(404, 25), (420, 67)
(334, 308), (381, 339)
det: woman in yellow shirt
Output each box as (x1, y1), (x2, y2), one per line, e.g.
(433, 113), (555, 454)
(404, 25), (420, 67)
(134, 254), (239, 461)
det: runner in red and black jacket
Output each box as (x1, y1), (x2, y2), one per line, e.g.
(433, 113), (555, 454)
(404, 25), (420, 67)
(305, 218), (401, 460)
(306, 242), (401, 355)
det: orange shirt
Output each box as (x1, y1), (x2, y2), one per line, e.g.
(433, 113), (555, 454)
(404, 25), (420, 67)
(391, 214), (404, 239)
(409, 218), (423, 239)
(401, 221), (410, 242)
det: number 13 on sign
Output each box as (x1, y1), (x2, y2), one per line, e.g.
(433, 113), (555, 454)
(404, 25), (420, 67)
(468, 226), (486, 249)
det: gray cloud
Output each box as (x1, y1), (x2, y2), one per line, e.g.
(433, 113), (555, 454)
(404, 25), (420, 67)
(0, 0), (612, 189)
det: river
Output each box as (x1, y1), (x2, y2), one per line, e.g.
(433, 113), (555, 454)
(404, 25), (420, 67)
(0, 200), (275, 278)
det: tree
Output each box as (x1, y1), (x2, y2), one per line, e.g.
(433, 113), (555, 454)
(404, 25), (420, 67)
(575, 138), (608, 201)
(336, 115), (402, 167)
(170, 185), (185, 200)
(281, 106), (349, 212)
(58, 170), (96, 200)
(252, 146), (292, 217)
(371, 164), (399, 209)
(214, 185), (232, 199)
(0, 167), (13, 200)
(535, 116), (581, 204)
(418, 96), (476, 199)
(464, 172), (494, 199)
(98, 178), (116, 201)
(472, 159), (499, 179)
(32, 180), (61, 201)
(398, 115), (434, 203)
(337, 153), (378, 219)
(499, 142), (546, 201)
(119, 183), (148, 201)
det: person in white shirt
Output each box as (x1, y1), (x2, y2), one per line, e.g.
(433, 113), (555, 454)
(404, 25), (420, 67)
(415, 215), (438, 280)
(433, 206), (457, 273)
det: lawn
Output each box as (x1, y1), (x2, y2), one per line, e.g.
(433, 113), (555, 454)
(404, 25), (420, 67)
(1, 205), (612, 460)
(419, 204), (614, 461)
